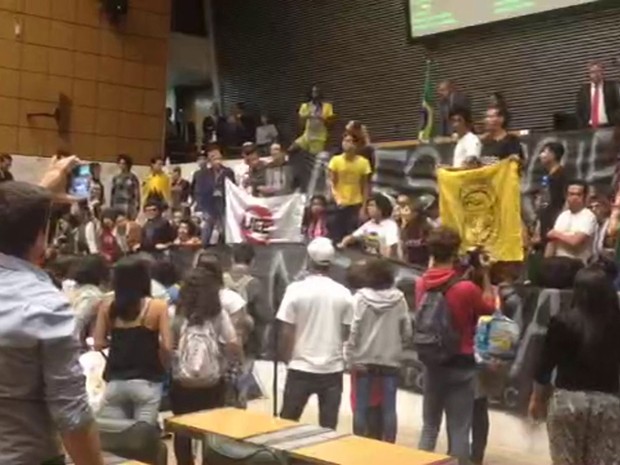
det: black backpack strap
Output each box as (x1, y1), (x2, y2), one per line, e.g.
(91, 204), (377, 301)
(435, 275), (463, 294)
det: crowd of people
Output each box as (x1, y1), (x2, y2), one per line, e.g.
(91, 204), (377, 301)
(2, 59), (620, 465)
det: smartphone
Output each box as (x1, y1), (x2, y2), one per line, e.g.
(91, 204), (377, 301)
(68, 164), (92, 199)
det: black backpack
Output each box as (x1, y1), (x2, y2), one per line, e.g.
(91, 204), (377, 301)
(413, 277), (462, 366)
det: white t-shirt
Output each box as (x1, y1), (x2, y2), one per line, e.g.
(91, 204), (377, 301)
(219, 288), (246, 315)
(552, 208), (598, 262)
(453, 132), (482, 168)
(276, 274), (353, 374)
(352, 219), (400, 255)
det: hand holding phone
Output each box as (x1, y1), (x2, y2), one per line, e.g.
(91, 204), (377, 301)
(68, 164), (92, 200)
(39, 154), (80, 203)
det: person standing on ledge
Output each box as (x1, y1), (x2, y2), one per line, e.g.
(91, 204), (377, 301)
(289, 85), (335, 156)
(0, 156), (104, 465)
(289, 85), (335, 191)
(576, 61), (620, 129)
(437, 79), (471, 137)
(328, 133), (372, 243)
(480, 105), (523, 165)
(450, 108), (481, 168)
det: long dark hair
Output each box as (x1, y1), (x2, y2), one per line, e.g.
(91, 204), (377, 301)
(562, 265), (620, 352)
(110, 256), (151, 322)
(178, 267), (222, 326)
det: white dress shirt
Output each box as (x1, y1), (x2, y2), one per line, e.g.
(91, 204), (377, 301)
(589, 83), (609, 126)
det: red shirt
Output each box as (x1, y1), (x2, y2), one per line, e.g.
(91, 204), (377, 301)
(100, 228), (120, 263)
(415, 268), (494, 356)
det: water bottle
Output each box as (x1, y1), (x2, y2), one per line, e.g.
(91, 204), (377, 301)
(539, 175), (550, 210)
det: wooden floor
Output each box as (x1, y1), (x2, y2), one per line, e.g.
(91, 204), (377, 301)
(164, 361), (551, 465)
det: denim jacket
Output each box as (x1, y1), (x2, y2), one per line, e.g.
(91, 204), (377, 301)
(0, 253), (93, 465)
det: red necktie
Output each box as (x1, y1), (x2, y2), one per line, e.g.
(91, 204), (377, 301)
(591, 84), (601, 128)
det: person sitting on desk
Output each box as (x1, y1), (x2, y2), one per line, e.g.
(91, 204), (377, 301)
(480, 105), (523, 165)
(140, 200), (175, 254)
(576, 61), (620, 129)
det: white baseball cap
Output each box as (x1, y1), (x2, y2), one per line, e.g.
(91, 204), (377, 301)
(307, 237), (335, 265)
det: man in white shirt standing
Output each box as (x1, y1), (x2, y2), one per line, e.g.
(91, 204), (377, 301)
(277, 237), (353, 429)
(450, 108), (481, 168)
(576, 61), (620, 129)
(545, 180), (597, 263)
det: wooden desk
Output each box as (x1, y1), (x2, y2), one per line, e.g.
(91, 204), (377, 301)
(293, 435), (456, 465)
(69, 454), (147, 465)
(165, 407), (299, 439)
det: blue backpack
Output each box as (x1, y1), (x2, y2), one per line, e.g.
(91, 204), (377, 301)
(413, 277), (462, 366)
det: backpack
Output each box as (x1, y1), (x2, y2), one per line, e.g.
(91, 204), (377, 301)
(413, 277), (462, 366)
(475, 312), (520, 362)
(174, 319), (222, 388)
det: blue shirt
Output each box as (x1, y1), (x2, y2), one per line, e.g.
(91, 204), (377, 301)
(0, 253), (93, 464)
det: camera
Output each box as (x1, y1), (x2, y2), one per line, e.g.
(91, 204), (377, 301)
(462, 246), (491, 269)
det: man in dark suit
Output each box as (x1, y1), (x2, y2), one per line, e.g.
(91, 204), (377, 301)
(576, 62), (620, 129)
(437, 80), (471, 137)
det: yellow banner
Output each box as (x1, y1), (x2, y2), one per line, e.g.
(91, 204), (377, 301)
(437, 159), (523, 261)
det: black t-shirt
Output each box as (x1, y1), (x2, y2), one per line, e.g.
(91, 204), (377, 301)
(401, 222), (431, 267)
(539, 167), (568, 239)
(480, 133), (523, 165)
(535, 315), (620, 393)
(141, 217), (175, 252)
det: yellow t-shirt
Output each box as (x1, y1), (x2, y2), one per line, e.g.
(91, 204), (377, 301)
(142, 172), (171, 206)
(328, 154), (372, 206)
(299, 102), (334, 141)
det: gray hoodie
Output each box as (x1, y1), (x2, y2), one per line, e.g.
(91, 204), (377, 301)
(346, 288), (412, 368)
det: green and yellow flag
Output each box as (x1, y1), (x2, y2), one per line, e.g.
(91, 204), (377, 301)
(437, 159), (523, 261)
(418, 59), (433, 142)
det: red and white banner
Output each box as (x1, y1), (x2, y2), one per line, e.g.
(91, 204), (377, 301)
(225, 179), (305, 244)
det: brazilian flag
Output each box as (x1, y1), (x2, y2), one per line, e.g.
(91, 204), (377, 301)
(418, 59), (433, 142)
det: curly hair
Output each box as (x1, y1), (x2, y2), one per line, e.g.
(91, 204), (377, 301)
(178, 267), (222, 326)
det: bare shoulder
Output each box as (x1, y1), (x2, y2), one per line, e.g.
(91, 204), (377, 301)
(145, 298), (168, 327)
(149, 298), (168, 315)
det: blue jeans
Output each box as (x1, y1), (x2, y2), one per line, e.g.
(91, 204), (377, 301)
(98, 379), (162, 425)
(353, 368), (399, 443)
(200, 211), (223, 247)
(418, 366), (476, 465)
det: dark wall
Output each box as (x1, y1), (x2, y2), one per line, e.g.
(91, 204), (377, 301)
(212, 0), (620, 143)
